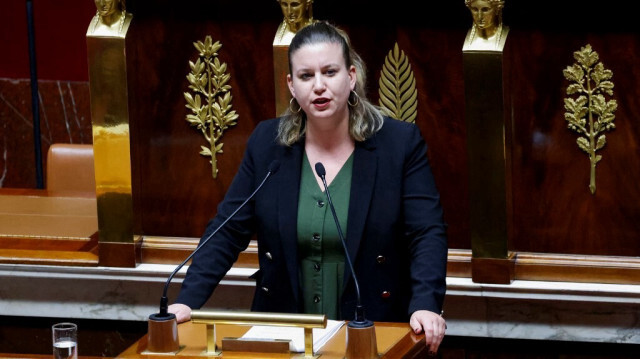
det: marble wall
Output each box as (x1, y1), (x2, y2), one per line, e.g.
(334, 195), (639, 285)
(1, 264), (638, 346)
(0, 78), (92, 188)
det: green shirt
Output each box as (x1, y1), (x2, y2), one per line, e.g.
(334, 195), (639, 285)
(297, 153), (353, 319)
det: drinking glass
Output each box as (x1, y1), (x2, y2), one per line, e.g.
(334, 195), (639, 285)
(52, 322), (78, 359)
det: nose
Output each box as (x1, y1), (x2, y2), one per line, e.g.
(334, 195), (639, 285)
(313, 74), (326, 93)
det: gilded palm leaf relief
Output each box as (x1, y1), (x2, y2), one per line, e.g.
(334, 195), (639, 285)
(378, 43), (418, 123)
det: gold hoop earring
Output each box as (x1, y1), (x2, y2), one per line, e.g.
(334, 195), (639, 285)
(289, 98), (302, 113)
(348, 90), (360, 107)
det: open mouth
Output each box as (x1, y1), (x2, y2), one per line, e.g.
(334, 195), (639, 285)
(312, 98), (330, 110)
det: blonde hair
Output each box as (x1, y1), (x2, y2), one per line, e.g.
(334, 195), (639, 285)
(277, 21), (385, 146)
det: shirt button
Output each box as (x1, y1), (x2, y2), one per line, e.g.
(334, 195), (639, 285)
(381, 291), (391, 299)
(312, 233), (320, 241)
(314, 263), (321, 272)
(317, 200), (325, 208)
(376, 255), (386, 264)
(314, 295), (321, 303)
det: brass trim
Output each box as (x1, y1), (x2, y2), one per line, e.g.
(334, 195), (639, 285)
(191, 310), (326, 328)
(192, 310), (326, 357)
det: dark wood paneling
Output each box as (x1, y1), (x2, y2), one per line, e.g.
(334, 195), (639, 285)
(127, 2), (280, 238)
(125, 1), (472, 249)
(123, 1), (639, 258)
(507, 31), (640, 256)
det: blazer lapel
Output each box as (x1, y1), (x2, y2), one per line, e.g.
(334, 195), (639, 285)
(277, 141), (303, 305)
(344, 137), (377, 286)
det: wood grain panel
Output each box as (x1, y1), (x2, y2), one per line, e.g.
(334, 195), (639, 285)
(507, 31), (640, 256)
(124, 1), (472, 250)
(127, 1), (279, 238)
(123, 0), (639, 260)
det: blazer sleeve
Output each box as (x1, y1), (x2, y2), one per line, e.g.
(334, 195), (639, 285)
(402, 124), (448, 315)
(174, 123), (265, 309)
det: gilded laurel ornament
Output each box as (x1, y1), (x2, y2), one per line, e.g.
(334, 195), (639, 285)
(563, 44), (617, 194)
(378, 42), (418, 123)
(184, 35), (238, 179)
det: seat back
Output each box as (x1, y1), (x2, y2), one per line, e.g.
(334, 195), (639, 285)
(47, 144), (96, 195)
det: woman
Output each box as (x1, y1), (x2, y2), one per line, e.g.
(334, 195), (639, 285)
(170, 22), (448, 353)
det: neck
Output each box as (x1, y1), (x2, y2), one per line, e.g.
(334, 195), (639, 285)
(305, 117), (353, 152)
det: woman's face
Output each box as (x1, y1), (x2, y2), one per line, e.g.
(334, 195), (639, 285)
(95, 0), (118, 17)
(287, 42), (356, 124)
(468, 0), (497, 31)
(279, 0), (308, 27)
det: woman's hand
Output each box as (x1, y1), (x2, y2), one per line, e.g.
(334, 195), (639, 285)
(409, 310), (446, 355)
(168, 303), (192, 323)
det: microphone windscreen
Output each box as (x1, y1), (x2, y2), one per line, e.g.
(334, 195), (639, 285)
(314, 162), (326, 177)
(268, 160), (281, 174)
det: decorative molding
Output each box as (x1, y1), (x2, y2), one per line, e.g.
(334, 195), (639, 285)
(141, 236), (259, 268)
(563, 44), (617, 194)
(184, 35), (238, 179)
(138, 239), (640, 285)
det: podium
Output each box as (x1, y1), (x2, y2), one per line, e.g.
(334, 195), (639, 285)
(116, 321), (427, 358)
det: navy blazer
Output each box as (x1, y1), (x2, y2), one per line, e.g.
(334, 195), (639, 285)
(176, 117), (447, 322)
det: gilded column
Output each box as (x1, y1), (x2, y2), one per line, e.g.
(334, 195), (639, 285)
(463, 0), (515, 283)
(86, 0), (139, 267)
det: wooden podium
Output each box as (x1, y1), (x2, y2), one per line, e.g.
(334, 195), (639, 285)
(116, 321), (427, 358)
(0, 188), (99, 266)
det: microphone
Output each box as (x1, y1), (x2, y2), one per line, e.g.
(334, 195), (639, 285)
(147, 160), (281, 353)
(314, 162), (371, 328)
(315, 162), (377, 359)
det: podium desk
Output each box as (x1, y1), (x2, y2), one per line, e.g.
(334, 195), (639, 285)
(116, 321), (427, 358)
(0, 355), (106, 359)
(0, 188), (98, 266)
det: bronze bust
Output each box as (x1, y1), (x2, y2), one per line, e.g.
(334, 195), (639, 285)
(273, 0), (315, 45)
(463, 0), (509, 51)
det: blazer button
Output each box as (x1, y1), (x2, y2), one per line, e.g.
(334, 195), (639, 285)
(313, 295), (321, 303)
(312, 233), (320, 241)
(317, 200), (325, 208)
(376, 255), (386, 264)
(265, 252), (273, 260)
(314, 263), (321, 272)
(381, 291), (391, 299)
(261, 286), (270, 294)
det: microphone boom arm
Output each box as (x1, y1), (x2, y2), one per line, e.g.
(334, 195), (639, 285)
(314, 162), (369, 324)
(159, 161), (280, 316)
